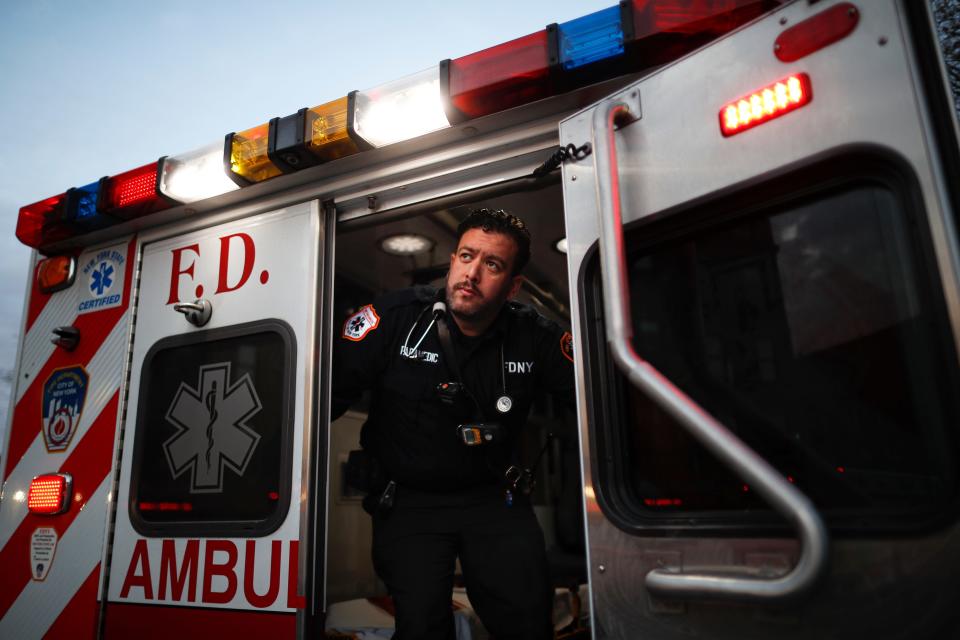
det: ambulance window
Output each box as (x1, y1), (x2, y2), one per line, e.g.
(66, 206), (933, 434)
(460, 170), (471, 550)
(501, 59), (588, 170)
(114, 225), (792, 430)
(129, 320), (294, 536)
(587, 164), (960, 532)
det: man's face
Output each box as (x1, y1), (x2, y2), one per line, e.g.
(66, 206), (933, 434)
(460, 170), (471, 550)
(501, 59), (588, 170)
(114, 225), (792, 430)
(446, 228), (523, 327)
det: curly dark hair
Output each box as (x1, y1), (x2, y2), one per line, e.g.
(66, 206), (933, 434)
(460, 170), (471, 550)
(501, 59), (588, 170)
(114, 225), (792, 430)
(455, 208), (531, 275)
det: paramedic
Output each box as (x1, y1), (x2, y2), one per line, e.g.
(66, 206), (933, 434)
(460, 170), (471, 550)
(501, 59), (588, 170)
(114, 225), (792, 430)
(331, 208), (575, 640)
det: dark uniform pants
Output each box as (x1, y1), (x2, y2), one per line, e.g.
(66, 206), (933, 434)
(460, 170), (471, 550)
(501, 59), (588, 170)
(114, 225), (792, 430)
(372, 490), (553, 640)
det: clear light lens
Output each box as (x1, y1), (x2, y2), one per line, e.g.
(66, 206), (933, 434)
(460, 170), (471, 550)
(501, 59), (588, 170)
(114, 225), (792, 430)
(353, 67), (450, 148)
(380, 233), (435, 256)
(159, 142), (240, 203)
(554, 238), (568, 254)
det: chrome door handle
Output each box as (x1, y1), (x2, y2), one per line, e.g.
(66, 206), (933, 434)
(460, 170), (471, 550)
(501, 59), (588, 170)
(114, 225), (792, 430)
(590, 96), (828, 601)
(173, 299), (212, 327)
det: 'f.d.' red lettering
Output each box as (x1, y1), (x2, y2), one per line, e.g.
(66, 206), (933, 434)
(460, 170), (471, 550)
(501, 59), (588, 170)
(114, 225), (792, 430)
(166, 244), (200, 304)
(216, 233), (255, 294)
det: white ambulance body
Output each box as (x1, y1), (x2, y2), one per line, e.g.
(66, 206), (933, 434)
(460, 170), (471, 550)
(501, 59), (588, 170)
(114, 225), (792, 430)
(3, 1), (960, 638)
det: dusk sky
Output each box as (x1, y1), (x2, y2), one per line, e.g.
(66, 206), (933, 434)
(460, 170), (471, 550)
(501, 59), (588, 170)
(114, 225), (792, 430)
(0, 0), (613, 449)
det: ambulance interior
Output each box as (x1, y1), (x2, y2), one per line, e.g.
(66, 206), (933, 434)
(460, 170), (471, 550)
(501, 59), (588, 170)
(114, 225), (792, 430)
(327, 179), (587, 638)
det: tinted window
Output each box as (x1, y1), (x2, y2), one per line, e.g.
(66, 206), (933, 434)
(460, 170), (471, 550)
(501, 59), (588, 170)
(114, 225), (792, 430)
(130, 321), (294, 536)
(591, 175), (960, 530)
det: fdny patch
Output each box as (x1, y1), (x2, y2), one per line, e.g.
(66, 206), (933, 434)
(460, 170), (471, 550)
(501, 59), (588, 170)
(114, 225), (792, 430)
(42, 366), (89, 452)
(343, 304), (381, 341)
(560, 332), (574, 363)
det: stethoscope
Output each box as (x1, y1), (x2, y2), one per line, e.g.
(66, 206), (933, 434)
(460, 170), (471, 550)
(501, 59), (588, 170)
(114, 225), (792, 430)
(402, 301), (513, 414)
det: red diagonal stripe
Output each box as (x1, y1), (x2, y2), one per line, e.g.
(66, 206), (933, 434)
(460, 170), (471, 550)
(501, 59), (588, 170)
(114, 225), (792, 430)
(44, 562), (100, 640)
(5, 237), (135, 478)
(25, 260), (50, 334)
(0, 392), (118, 620)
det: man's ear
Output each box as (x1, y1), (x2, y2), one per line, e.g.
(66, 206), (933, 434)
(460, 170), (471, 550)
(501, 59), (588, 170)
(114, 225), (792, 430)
(508, 275), (524, 299)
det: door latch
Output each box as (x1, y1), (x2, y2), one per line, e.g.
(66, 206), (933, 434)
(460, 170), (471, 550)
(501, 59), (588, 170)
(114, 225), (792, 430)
(173, 299), (212, 327)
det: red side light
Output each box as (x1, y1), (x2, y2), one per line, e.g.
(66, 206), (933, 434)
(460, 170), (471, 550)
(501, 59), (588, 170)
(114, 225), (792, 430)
(719, 73), (812, 136)
(16, 194), (72, 252)
(443, 30), (556, 123)
(643, 497), (684, 507)
(774, 3), (859, 63)
(28, 473), (72, 515)
(628, 0), (777, 67)
(100, 160), (175, 220)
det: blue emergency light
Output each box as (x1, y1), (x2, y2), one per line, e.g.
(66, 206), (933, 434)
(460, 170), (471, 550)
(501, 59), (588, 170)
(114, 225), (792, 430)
(557, 5), (626, 71)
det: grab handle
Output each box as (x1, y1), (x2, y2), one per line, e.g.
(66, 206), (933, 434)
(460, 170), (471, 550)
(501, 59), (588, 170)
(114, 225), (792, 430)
(589, 97), (828, 601)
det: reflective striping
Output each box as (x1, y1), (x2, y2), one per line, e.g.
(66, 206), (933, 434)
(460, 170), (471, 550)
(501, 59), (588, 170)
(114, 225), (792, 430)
(0, 320), (128, 550)
(16, 280), (76, 402)
(42, 563), (101, 640)
(5, 237), (135, 479)
(24, 258), (49, 335)
(0, 395), (117, 624)
(0, 478), (111, 639)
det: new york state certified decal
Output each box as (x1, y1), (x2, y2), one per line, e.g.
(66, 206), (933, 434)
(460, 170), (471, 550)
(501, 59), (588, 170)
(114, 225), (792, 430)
(163, 362), (262, 493)
(42, 366), (89, 452)
(77, 244), (127, 314)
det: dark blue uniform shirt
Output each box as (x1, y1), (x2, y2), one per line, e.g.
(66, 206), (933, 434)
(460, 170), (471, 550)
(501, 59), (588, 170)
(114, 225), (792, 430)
(332, 286), (575, 492)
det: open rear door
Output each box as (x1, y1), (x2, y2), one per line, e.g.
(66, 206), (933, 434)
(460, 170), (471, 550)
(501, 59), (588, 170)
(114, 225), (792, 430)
(560, 1), (960, 637)
(104, 200), (327, 637)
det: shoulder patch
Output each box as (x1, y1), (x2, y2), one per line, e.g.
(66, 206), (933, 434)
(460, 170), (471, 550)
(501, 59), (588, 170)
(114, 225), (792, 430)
(343, 304), (381, 342)
(560, 331), (574, 363)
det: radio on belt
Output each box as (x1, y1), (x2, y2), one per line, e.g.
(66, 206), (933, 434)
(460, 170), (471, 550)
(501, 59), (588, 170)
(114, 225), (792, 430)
(458, 423), (502, 446)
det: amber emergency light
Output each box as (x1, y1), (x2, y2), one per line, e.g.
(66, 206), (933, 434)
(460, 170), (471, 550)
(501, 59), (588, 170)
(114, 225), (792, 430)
(226, 123), (283, 184)
(37, 255), (77, 294)
(28, 473), (73, 515)
(720, 73), (811, 136)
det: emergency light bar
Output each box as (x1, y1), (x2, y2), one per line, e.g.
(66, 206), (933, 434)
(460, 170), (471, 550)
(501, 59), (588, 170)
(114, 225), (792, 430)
(720, 73), (811, 136)
(16, 0), (780, 254)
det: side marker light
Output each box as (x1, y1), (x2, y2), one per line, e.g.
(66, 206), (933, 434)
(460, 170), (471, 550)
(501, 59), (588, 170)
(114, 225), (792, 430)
(28, 473), (73, 515)
(720, 73), (812, 137)
(37, 256), (77, 294)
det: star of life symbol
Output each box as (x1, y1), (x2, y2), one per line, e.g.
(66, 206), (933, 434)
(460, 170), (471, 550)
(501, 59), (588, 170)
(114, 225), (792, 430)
(163, 362), (262, 493)
(90, 261), (114, 296)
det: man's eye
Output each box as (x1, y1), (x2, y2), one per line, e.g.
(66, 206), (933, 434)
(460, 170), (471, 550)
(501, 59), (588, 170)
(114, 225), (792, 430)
(487, 261), (501, 272)
(460, 253), (472, 261)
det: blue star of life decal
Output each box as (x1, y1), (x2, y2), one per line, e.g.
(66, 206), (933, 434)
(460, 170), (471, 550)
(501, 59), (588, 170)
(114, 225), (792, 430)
(163, 362), (262, 493)
(90, 261), (114, 296)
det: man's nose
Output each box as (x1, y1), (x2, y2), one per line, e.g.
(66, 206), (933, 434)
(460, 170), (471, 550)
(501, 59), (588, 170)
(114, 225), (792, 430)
(464, 259), (481, 281)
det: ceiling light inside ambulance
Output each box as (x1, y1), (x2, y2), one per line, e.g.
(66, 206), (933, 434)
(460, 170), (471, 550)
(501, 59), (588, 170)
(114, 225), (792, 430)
(159, 142), (240, 203)
(227, 123), (284, 184)
(28, 473), (72, 515)
(16, 193), (71, 251)
(352, 67), (451, 148)
(720, 73), (812, 137)
(380, 233), (435, 256)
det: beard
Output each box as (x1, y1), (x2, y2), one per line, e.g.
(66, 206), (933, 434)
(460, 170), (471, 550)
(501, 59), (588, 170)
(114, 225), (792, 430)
(445, 278), (505, 325)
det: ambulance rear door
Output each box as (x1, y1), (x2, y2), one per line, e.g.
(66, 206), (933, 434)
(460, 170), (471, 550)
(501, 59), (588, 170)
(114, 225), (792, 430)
(104, 200), (327, 637)
(560, 1), (960, 638)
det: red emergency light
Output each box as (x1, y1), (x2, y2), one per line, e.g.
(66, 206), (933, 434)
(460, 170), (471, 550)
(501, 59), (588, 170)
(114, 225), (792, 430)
(28, 473), (72, 515)
(99, 160), (176, 220)
(719, 73), (811, 136)
(16, 193), (72, 252)
(442, 30), (555, 124)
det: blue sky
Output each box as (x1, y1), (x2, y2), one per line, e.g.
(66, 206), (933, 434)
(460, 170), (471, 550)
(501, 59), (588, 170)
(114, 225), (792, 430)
(0, 0), (613, 449)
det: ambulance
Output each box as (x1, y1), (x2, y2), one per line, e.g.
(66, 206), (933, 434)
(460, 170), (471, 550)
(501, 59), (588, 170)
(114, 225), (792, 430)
(3, 0), (960, 637)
